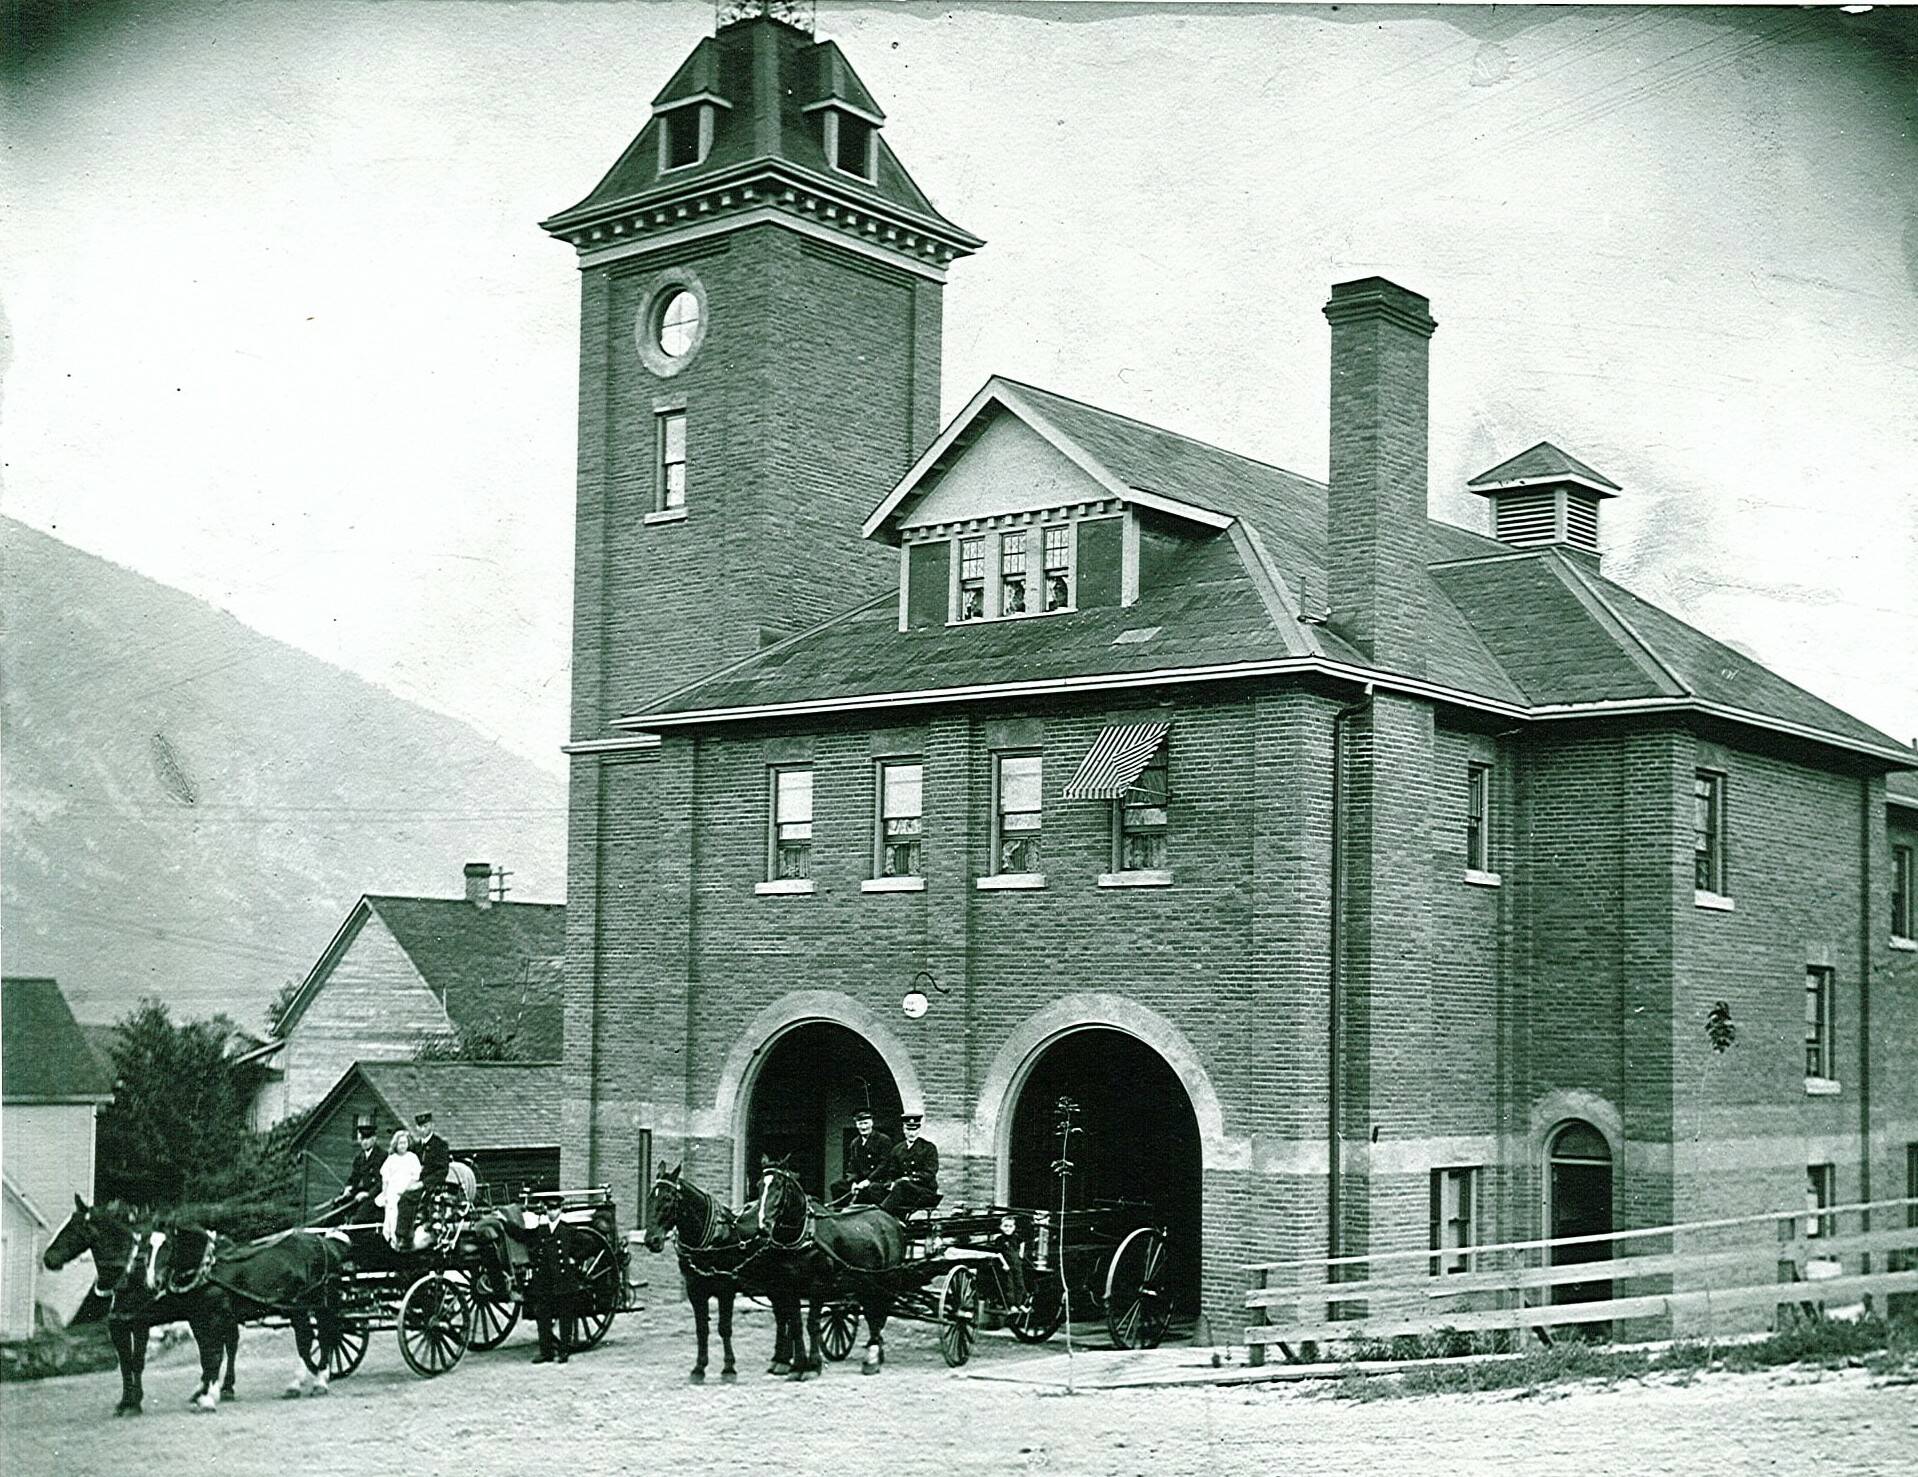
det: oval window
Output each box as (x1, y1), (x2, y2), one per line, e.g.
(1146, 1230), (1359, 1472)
(656, 289), (702, 359)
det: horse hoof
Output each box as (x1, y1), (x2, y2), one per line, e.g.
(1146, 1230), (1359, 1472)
(191, 1394), (219, 1413)
(221, 1387), (237, 1403)
(720, 1369), (737, 1384)
(768, 1362), (789, 1377)
(283, 1383), (305, 1400)
(860, 1361), (882, 1376)
(689, 1369), (706, 1384)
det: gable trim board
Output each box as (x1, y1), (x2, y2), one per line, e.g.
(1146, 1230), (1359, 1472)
(613, 652), (1916, 768)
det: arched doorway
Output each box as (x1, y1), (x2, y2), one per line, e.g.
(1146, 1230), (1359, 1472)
(741, 1023), (902, 1201)
(1547, 1119), (1614, 1319)
(1006, 1028), (1202, 1314)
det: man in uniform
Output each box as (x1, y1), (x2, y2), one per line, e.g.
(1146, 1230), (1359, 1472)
(397, 1108), (453, 1246)
(830, 1108), (894, 1205)
(503, 1201), (582, 1364)
(879, 1110), (939, 1219)
(331, 1116), (385, 1224)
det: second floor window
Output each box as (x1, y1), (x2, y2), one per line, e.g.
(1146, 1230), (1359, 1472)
(1465, 762), (1491, 872)
(994, 754), (1043, 875)
(771, 767), (813, 880)
(959, 537), (986, 621)
(877, 760), (923, 878)
(1117, 750), (1170, 871)
(1694, 771), (1726, 894)
(1805, 966), (1835, 1080)
(657, 411), (687, 511)
(1000, 532), (1028, 615)
(1893, 843), (1914, 941)
(1043, 525), (1072, 611)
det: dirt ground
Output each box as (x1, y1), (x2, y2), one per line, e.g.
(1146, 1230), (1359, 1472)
(3, 1297), (1915, 1477)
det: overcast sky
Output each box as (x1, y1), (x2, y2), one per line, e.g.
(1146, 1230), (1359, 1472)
(5, 2), (1915, 771)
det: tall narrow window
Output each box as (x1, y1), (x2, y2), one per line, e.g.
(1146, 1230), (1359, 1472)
(1429, 1167), (1477, 1275)
(835, 113), (875, 178)
(661, 107), (704, 171)
(958, 537), (986, 621)
(1805, 1163), (1835, 1239)
(1042, 525), (1073, 611)
(657, 411), (688, 511)
(771, 767), (813, 880)
(994, 754), (1043, 875)
(1893, 843), (1914, 942)
(1000, 532), (1028, 616)
(1804, 965), (1835, 1080)
(1694, 771), (1727, 895)
(1116, 749), (1170, 872)
(876, 760), (923, 878)
(1465, 762), (1492, 873)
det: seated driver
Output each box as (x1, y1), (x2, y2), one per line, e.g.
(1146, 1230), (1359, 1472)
(879, 1110), (939, 1219)
(830, 1108), (894, 1205)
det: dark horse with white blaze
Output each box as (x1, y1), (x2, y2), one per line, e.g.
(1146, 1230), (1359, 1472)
(644, 1165), (753, 1383)
(752, 1161), (903, 1379)
(43, 1198), (345, 1416)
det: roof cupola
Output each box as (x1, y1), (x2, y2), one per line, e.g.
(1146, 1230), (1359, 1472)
(1467, 443), (1619, 566)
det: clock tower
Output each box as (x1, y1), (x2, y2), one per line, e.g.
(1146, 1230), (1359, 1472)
(543, 8), (982, 735)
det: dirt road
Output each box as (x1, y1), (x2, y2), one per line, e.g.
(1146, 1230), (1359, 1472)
(3, 1299), (1914, 1477)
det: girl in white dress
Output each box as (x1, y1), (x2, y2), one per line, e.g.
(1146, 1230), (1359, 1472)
(379, 1129), (422, 1248)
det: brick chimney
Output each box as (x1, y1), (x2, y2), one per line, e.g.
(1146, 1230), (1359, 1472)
(464, 862), (493, 909)
(1323, 277), (1436, 676)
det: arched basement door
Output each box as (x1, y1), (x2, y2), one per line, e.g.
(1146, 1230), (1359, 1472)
(741, 1023), (903, 1200)
(1548, 1119), (1615, 1326)
(1007, 1028), (1203, 1314)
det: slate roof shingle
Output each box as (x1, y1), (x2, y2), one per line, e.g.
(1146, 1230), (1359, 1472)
(2, 978), (114, 1103)
(308, 1062), (562, 1152)
(365, 898), (566, 1061)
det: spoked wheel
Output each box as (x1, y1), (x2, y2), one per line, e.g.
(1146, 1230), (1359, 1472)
(819, 1300), (860, 1362)
(466, 1262), (522, 1352)
(565, 1227), (620, 1352)
(300, 1319), (369, 1380)
(1008, 1270), (1066, 1345)
(1103, 1225), (1172, 1350)
(938, 1265), (979, 1367)
(398, 1272), (472, 1378)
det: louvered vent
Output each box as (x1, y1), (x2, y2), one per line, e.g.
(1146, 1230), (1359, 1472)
(1494, 489), (1558, 546)
(1564, 492), (1600, 553)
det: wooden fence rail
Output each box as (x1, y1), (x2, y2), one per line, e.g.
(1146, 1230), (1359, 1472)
(1244, 1195), (1918, 1365)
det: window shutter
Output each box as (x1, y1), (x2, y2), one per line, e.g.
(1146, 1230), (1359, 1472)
(907, 541), (950, 629)
(1075, 516), (1124, 607)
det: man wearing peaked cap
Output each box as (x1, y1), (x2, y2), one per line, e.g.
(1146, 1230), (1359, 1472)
(879, 1108), (939, 1219)
(831, 1107), (894, 1205)
(397, 1109), (452, 1247)
(334, 1115), (386, 1225)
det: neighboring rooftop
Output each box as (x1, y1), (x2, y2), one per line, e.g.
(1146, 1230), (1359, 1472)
(293, 1060), (561, 1152)
(2, 978), (114, 1103)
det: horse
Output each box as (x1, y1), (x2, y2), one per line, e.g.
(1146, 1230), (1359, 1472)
(752, 1160), (903, 1380)
(43, 1198), (236, 1415)
(645, 1164), (751, 1383)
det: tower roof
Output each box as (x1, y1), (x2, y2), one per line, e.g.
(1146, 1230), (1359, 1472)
(541, 15), (978, 263)
(1468, 441), (1620, 496)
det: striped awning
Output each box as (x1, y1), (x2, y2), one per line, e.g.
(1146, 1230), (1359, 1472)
(1061, 722), (1169, 800)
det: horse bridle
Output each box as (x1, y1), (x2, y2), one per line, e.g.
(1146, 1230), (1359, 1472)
(757, 1167), (814, 1251)
(655, 1174), (728, 1252)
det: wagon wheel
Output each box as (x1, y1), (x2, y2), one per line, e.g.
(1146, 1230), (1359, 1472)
(466, 1260), (522, 1352)
(1103, 1225), (1172, 1350)
(819, 1299), (860, 1362)
(1007, 1269), (1066, 1344)
(938, 1265), (979, 1367)
(398, 1271), (472, 1378)
(300, 1318), (369, 1379)
(565, 1226), (620, 1352)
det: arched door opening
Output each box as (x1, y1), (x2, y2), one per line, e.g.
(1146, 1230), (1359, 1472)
(1006, 1028), (1203, 1314)
(1547, 1119), (1614, 1326)
(741, 1023), (902, 1201)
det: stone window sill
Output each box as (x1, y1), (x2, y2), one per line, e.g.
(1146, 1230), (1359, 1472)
(1804, 1076), (1841, 1097)
(1891, 936), (1918, 953)
(1463, 869), (1502, 889)
(643, 507), (688, 526)
(976, 873), (1046, 891)
(861, 877), (925, 893)
(1694, 890), (1736, 912)
(754, 878), (815, 896)
(1097, 870), (1173, 888)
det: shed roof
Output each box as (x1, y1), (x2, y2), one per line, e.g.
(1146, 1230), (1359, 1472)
(2, 978), (114, 1103)
(294, 1060), (562, 1153)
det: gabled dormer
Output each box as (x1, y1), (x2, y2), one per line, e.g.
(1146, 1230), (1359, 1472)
(1467, 442), (1620, 566)
(804, 41), (885, 182)
(651, 38), (732, 174)
(865, 379), (1241, 632)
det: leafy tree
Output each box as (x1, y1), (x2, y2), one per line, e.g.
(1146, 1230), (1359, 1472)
(412, 1025), (520, 1063)
(263, 976), (303, 1037)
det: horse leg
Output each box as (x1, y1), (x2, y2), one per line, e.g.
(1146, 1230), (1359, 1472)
(690, 1289), (710, 1383)
(221, 1317), (239, 1400)
(861, 1298), (885, 1375)
(110, 1324), (140, 1416)
(188, 1312), (222, 1411)
(717, 1284), (737, 1381)
(767, 1292), (792, 1377)
(794, 1295), (823, 1380)
(130, 1325), (150, 1414)
(287, 1314), (323, 1397)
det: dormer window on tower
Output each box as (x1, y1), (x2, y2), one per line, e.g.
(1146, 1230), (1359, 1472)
(816, 106), (879, 181)
(655, 99), (721, 174)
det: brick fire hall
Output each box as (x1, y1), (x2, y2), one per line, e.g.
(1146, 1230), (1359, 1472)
(544, 8), (1918, 1324)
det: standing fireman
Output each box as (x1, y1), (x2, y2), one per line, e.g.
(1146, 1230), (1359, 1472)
(831, 1108), (894, 1205)
(503, 1204), (582, 1364)
(879, 1110), (939, 1219)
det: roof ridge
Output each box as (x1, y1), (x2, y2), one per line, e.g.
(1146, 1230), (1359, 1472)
(1548, 552), (1691, 698)
(362, 894), (563, 909)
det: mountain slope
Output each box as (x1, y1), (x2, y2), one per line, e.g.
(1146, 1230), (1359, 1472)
(0, 516), (567, 1027)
